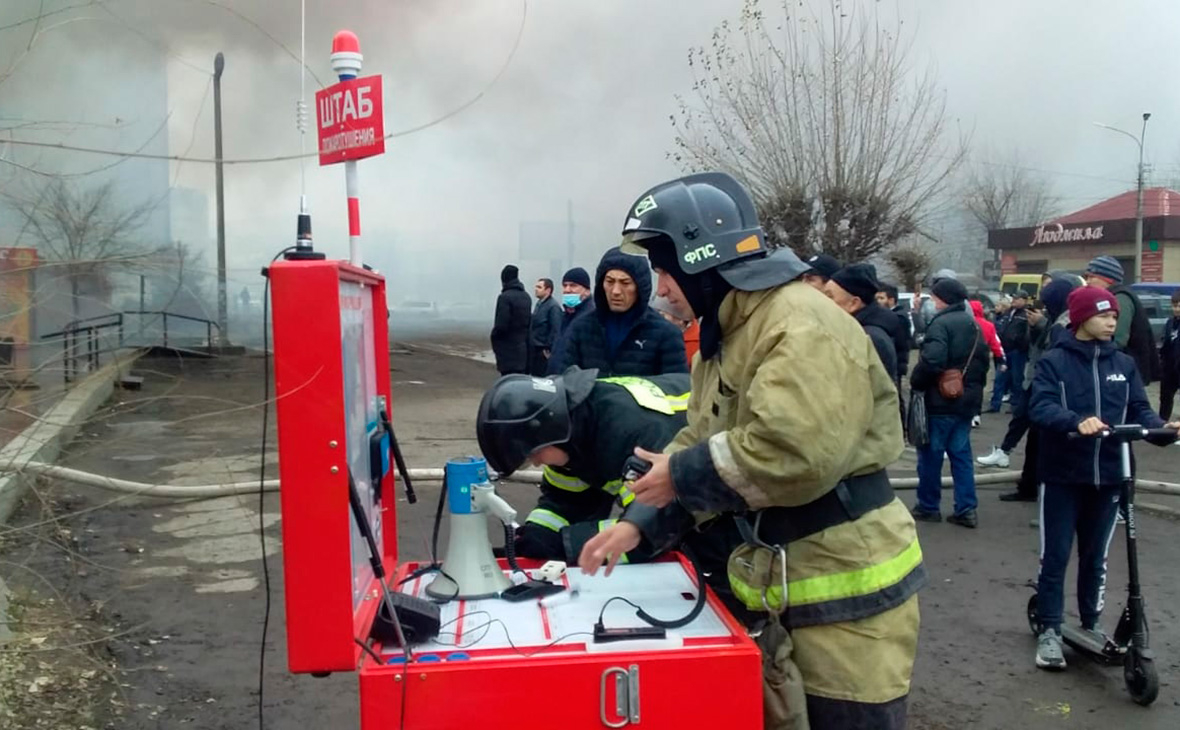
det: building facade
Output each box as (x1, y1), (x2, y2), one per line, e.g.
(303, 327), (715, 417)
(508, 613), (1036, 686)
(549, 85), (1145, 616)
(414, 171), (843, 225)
(988, 188), (1180, 283)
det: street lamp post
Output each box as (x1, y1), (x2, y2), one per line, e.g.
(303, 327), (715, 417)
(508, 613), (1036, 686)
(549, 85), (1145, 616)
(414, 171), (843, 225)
(1094, 113), (1151, 283)
(213, 52), (228, 346)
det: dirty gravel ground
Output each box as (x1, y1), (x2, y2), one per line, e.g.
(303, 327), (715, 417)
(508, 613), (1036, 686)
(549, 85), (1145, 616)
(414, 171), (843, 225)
(1, 343), (1179, 729)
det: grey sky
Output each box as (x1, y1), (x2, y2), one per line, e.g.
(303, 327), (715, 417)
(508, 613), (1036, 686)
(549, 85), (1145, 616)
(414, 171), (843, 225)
(2, 0), (1179, 304)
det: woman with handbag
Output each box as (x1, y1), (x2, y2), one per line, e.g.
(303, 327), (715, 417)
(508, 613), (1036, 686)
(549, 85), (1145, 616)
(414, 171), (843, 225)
(908, 278), (991, 528)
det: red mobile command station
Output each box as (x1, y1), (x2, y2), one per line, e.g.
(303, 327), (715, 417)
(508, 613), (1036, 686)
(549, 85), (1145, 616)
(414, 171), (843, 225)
(268, 26), (762, 730)
(268, 258), (763, 728)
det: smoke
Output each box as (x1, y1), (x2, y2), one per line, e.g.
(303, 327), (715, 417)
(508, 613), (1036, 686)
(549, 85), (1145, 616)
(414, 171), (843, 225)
(3, 0), (1180, 326)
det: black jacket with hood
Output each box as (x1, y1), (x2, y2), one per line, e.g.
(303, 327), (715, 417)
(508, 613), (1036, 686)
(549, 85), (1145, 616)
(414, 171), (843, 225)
(855, 302), (901, 381)
(546, 297), (594, 375)
(910, 301), (990, 419)
(551, 248), (688, 377)
(490, 278), (532, 373)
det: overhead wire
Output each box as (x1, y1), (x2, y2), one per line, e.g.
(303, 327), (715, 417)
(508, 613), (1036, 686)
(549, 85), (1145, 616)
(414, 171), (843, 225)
(1, 0), (529, 167)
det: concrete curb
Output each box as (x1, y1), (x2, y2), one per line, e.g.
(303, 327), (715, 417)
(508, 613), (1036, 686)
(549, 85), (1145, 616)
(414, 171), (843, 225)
(0, 350), (142, 525)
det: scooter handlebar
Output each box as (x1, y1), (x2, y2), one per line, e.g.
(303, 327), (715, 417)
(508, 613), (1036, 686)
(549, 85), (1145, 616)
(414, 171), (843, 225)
(1068, 425), (1178, 442)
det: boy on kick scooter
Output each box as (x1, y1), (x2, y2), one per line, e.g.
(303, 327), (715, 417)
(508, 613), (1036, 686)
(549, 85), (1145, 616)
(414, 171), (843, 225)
(1028, 287), (1179, 675)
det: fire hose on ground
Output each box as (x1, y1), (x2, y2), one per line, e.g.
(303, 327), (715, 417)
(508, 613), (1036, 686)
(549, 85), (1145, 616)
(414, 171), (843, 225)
(5, 462), (1180, 519)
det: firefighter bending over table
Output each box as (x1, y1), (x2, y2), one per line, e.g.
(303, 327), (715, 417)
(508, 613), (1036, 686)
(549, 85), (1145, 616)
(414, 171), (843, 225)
(476, 368), (752, 614)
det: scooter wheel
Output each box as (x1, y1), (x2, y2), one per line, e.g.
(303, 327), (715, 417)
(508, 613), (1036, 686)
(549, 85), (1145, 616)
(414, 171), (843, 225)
(1124, 651), (1159, 706)
(1026, 593), (1040, 636)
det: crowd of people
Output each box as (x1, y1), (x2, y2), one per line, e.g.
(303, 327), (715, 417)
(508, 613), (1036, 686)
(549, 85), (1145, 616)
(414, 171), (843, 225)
(480, 172), (1179, 727)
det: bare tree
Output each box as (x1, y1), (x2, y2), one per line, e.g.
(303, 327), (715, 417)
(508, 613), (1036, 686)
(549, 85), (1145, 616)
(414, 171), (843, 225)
(963, 151), (1058, 230)
(6, 178), (159, 321)
(884, 243), (934, 294)
(139, 240), (215, 317)
(671, 0), (967, 263)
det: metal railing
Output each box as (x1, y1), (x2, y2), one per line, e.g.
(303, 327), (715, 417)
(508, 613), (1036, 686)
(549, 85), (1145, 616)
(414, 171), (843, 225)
(41, 314), (125, 383)
(123, 310), (220, 350)
(40, 310), (221, 383)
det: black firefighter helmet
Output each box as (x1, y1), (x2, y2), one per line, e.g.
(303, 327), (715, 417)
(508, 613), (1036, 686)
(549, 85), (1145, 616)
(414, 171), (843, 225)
(619, 171), (809, 290)
(475, 368), (596, 476)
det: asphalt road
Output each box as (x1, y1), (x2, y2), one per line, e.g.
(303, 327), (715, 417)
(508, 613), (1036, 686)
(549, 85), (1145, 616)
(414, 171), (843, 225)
(2, 342), (1179, 729)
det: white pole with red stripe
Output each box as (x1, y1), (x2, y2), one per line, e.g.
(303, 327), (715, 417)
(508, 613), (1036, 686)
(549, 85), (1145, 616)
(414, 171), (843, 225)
(330, 31), (364, 267)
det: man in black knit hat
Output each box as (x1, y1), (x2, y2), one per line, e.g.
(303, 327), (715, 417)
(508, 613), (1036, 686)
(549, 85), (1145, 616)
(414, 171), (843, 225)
(826, 264), (901, 380)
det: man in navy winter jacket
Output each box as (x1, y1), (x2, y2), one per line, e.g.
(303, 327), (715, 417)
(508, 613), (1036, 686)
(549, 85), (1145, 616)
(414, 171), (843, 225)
(550, 247), (687, 377)
(1028, 287), (1179, 671)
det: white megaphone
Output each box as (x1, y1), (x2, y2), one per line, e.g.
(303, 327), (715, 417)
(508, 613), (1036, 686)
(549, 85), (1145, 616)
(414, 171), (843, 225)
(426, 456), (518, 600)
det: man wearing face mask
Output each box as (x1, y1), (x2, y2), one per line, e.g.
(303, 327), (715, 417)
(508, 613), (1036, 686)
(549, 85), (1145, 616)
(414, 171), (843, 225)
(546, 268), (595, 375)
(549, 246), (687, 377)
(580, 173), (922, 729)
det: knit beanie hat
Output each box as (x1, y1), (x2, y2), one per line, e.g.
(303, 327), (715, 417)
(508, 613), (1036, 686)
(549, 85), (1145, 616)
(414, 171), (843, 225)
(931, 277), (969, 306)
(561, 267), (591, 289)
(829, 264), (880, 305)
(1085, 255), (1124, 285)
(1067, 287), (1119, 330)
(500, 264), (519, 284)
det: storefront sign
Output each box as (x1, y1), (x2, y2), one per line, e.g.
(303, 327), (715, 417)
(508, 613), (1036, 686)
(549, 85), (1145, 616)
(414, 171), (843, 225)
(1030, 223), (1104, 247)
(1141, 250), (1163, 283)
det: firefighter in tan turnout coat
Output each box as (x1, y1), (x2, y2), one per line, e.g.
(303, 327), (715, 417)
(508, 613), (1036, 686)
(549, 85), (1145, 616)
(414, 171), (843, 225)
(579, 172), (926, 729)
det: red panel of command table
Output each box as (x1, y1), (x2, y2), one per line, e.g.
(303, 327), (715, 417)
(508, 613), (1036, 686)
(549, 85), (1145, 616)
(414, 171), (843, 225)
(269, 258), (397, 673)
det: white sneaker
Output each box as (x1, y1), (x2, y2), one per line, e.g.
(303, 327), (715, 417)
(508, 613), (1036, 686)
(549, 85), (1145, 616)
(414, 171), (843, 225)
(971, 415), (981, 428)
(976, 447), (1010, 468)
(1002, 394), (1011, 403)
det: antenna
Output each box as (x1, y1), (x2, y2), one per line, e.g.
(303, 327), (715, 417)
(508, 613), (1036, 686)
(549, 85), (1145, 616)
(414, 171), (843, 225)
(293, 0), (314, 255)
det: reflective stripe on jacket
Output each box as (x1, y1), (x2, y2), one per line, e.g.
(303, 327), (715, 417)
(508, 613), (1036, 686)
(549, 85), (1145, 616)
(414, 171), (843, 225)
(666, 281), (926, 627)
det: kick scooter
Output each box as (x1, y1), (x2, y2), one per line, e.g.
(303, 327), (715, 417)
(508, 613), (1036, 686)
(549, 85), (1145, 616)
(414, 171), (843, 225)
(1027, 424), (1178, 706)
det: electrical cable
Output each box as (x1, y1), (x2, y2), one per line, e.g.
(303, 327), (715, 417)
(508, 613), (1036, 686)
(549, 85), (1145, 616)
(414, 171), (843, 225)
(344, 468), (412, 664)
(398, 462), (459, 602)
(257, 245), (295, 730)
(432, 618), (594, 657)
(595, 547), (709, 631)
(502, 522), (527, 577)
(378, 405), (416, 503)
(354, 637), (383, 665)
(1, 0), (530, 167)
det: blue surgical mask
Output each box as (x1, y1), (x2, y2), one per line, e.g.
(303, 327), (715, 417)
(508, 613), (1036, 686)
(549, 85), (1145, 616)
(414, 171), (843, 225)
(562, 293), (582, 309)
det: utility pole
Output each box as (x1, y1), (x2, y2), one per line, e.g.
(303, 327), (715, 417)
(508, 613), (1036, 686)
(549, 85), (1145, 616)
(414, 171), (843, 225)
(213, 52), (229, 345)
(1133, 113), (1151, 285)
(1095, 112), (1151, 283)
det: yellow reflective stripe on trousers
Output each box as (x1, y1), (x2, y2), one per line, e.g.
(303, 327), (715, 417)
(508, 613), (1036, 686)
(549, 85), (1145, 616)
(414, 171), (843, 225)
(790, 538), (924, 606)
(597, 519), (629, 564)
(526, 509), (569, 532)
(599, 376), (687, 415)
(542, 465), (590, 493)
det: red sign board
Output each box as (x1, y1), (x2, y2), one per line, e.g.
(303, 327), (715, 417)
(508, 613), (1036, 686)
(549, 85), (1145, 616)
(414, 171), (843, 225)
(1140, 250), (1163, 283)
(316, 75), (385, 165)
